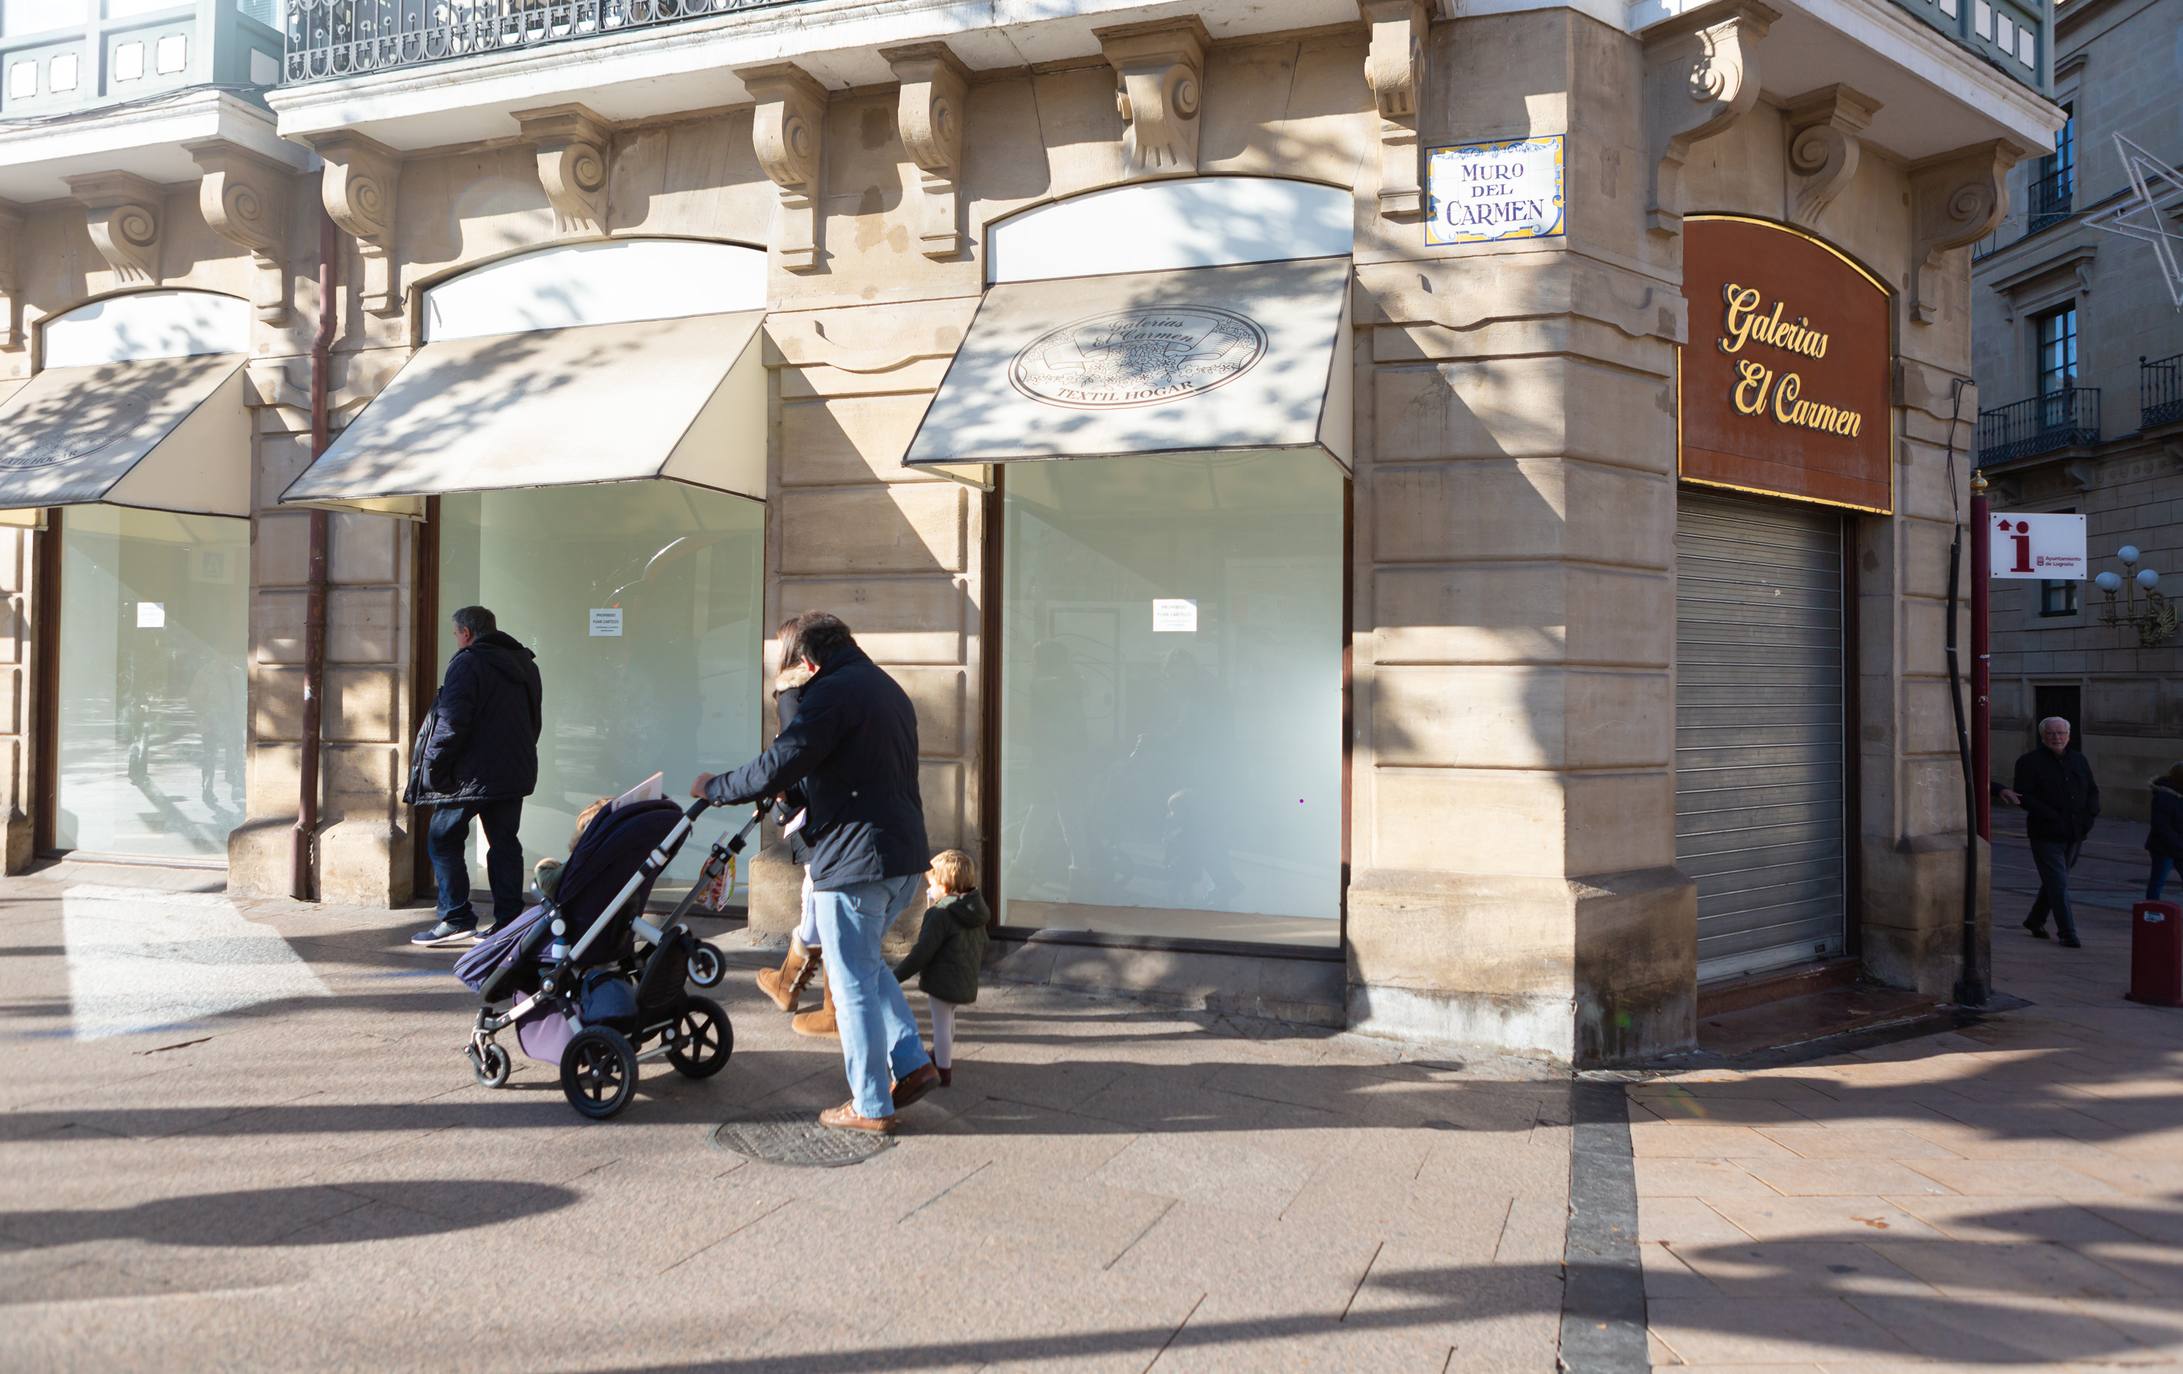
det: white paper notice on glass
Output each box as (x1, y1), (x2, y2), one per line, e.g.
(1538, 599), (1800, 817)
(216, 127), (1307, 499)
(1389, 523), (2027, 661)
(136, 602), (165, 629)
(589, 607), (624, 637)
(1152, 599), (1198, 633)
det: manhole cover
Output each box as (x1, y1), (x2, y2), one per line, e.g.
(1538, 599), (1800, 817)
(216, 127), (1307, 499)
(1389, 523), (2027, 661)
(709, 1110), (895, 1167)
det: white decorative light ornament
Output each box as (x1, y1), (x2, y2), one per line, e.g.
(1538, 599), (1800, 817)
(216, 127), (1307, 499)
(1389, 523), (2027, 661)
(2096, 571), (2123, 592)
(2139, 568), (2161, 590)
(2119, 545), (2140, 565)
(2085, 134), (2183, 310)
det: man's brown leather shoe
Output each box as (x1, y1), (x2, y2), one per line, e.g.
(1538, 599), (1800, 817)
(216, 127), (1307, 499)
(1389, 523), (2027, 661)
(818, 1101), (897, 1133)
(892, 1062), (941, 1110)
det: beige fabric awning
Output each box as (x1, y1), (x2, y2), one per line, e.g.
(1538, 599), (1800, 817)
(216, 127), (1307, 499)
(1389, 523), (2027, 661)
(903, 256), (1353, 482)
(279, 311), (768, 518)
(0, 354), (250, 523)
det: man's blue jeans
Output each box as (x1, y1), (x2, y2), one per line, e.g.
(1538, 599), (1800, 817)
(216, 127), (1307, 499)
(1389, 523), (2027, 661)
(2027, 838), (2081, 942)
(427, 799), (525, 926)
(812, 874), (929, 1119)
(2150, 855), (2176, 902)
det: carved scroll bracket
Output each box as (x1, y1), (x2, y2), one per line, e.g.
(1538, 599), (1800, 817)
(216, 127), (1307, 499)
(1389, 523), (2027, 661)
(1097, 18), (1210, 179)
(309, 132), (403, 317)
(883, 43), (971, 259)
(1783, 85), (1880, 230)
(0, 201), (22, 352)
(516, 104), (614, 236)
(65, 171), (165, 284)
(1642, 0), (1776, 238)
(1360, 0), (1430, 221)
(186, 140), (295, 326)
(741, 63), (829, 273)
(1909, 138), (2026, 325)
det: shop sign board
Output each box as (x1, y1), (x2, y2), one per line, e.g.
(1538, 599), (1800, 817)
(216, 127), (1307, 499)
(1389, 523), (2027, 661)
(1679, 216), (1894, 514)
(1425, 137), (1566, 245)
(589, 607), (623, 637)
(1989, 513), (2086, 580)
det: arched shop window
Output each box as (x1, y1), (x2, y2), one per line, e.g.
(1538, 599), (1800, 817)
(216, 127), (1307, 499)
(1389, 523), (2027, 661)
(33, 290), (253, 860)
(418, 239), (768, 890)
(979, 180), (1353, 949)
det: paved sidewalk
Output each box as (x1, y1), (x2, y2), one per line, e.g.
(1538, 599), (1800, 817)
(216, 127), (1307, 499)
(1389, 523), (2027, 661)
(1635, 815), (2183, 1371)
(0, 861), (1569, 1373)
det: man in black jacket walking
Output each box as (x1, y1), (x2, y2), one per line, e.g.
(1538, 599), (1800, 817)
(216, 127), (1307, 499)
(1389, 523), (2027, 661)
(2012, 716), (2100, 948)
(408, 605), (544, 947)
(692, 611), (936, 1132)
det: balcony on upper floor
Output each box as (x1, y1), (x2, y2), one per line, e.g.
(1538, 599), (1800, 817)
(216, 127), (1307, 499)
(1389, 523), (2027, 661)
(0, 0), (283, 118)
(280, 0), (795, 85)
(2146, 354), (2183, 434)
(1978, 386), (2101, 466)
(1888, 0), (2050, 94)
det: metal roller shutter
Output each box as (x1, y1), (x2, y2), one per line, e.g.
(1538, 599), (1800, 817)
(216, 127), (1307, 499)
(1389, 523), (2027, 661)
(1675, 491), (1848, 982)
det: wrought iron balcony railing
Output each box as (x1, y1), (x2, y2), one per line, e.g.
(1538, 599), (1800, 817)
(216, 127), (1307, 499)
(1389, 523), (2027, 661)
(283, 0), (798, 84)
(2025, 165), (2073, 234)
(2146, 354), (2183, 432)
(1978, 387), (2101, 466)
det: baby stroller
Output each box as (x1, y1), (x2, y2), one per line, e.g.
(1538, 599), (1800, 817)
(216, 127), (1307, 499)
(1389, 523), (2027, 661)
(453, 796), (759, 1119)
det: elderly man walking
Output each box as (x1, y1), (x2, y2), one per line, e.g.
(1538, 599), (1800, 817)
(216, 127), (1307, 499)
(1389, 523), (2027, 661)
(692, 611), (936, 1132)
(2012, 715), (2100, 948)
(407, 605), (544, 947)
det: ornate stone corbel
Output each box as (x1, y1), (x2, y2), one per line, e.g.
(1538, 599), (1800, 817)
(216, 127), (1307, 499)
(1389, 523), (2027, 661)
(0, 201), (22, 352)
(741, 63), (828, 273)
(1642, 1), (1776, 237)
(1096, 18), (1210, 178)
(65, 172), (165, 283)
(308, 132), (402, 316)
(186, 141), (294, 326)
(516, 104), (614, 236)
(1909, 139), (2025, 325)
(1360, 0), (1429, 221)
(1783, 85), (1879, 230)
(883, 44), (971, 259)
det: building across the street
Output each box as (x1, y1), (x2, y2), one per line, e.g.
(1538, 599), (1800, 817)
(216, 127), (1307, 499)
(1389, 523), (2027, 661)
(1972, 0), (2183, 823)
(0, 0), (2062, 1061)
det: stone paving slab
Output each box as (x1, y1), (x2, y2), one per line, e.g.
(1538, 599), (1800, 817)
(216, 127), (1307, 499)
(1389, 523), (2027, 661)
(1639, 819), (2183, 1370)
(0, 864), (1571, 1372)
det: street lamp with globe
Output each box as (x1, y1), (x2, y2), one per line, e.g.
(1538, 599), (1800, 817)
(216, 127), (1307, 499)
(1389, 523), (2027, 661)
(2095, 545), (2177, 645)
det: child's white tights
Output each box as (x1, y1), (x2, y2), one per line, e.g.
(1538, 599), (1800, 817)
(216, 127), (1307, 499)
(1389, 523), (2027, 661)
(930, 998), (958, 1069)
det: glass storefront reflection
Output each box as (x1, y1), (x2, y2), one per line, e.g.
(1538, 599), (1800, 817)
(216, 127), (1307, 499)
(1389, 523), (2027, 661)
(1000, 452), (1343, 946)
(56, 506), (249, 859)
(436, 483), (763, 885)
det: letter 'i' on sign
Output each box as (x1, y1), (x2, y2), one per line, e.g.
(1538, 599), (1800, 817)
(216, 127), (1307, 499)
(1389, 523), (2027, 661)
(1988, 512), (2088, 580)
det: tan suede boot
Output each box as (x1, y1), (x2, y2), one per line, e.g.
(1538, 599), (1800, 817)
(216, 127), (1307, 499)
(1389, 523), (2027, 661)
(791, 978), (838, 1039)
(756, 940), (817, 1013)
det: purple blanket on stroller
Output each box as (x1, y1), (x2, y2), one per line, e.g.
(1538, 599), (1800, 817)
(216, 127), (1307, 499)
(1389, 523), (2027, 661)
(453, 903), (550, 993)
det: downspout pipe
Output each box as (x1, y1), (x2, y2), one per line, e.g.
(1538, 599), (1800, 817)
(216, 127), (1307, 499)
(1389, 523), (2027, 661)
(294, 207), (337, 902)
(1943, 379), (1989, 1006)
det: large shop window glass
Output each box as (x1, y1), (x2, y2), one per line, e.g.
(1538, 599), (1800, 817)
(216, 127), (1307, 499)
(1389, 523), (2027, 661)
(55, 506), (249, 858)
(436, 483), (763, 886)
(1000, 452), (1343, 947)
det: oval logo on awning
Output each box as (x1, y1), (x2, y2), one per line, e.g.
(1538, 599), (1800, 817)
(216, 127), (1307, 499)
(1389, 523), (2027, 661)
(1010, 305), (1269, 410)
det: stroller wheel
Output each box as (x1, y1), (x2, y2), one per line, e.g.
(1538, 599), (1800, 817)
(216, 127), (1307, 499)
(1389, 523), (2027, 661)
(667, 996), (733, 1079)
(687, 941), (726, 989)
(469, 1041), (512, 1089)
(560, 1027), (639, 1120)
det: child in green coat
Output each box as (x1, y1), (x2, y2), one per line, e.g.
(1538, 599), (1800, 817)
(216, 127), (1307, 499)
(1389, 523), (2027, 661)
(893, 849), (990, 1087)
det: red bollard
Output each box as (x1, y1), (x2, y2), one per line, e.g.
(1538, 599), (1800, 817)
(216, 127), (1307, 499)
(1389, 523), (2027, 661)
(2127, 901), (2183, 1006)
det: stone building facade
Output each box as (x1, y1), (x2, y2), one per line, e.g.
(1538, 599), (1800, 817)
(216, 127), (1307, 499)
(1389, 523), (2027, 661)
(1, 0), (2060, 1062)
(1972, 0), (2183, 824)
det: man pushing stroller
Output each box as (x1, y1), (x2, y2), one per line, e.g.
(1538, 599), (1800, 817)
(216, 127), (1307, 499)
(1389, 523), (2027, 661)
(692, 612), (939, 1133)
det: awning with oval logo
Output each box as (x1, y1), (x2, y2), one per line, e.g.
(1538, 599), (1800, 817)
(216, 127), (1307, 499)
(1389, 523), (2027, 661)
(277, 311), (768, 519)
(0, 354), (251, 524)
(902, 256), (1353, 482)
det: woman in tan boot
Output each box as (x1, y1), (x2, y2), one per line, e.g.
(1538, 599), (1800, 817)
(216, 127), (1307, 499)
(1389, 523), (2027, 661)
(756, 651), (826, 1016)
